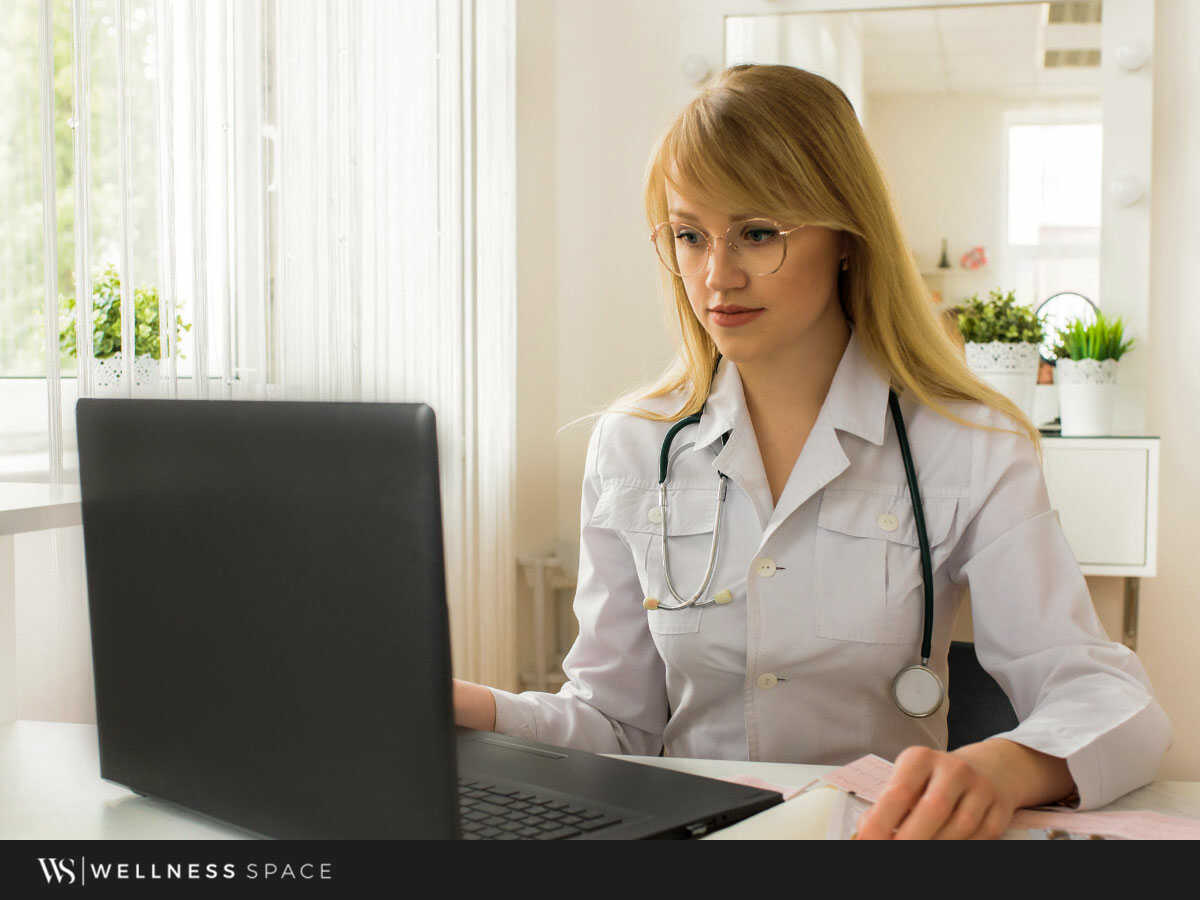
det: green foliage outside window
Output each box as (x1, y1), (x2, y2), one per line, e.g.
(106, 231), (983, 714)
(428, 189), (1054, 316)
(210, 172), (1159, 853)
(953, 289), (1045, 344)
(1053, 311), (1134, 362)
(0, 1), (160, 377)
(58, 264), (190, 360)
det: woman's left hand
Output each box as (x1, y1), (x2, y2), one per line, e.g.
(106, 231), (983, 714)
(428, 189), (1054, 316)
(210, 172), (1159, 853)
(853, 744), (1020, 840)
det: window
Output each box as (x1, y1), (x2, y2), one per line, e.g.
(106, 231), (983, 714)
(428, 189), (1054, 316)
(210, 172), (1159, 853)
(4, 0), (519, 698)
(1007, 119), (1102, 310)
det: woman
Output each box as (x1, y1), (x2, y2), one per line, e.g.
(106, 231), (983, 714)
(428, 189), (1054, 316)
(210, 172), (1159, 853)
(454, 65), (1170, 839)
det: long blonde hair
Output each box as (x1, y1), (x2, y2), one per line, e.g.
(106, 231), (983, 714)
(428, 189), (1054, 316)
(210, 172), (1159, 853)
(609, 64), (1038, 448)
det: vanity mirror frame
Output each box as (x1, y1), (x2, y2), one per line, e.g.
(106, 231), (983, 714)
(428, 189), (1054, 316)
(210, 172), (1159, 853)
(678, 0), (1154, 433)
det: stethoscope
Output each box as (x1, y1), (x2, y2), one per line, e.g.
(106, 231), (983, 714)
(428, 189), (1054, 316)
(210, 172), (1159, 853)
(642, 382), (944, 719)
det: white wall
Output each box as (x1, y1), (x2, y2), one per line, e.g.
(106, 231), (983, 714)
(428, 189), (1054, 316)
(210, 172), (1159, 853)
(520, 0), (1200, 780)
(1141, 0), (1200, 781)
(513, 0), (561, 687)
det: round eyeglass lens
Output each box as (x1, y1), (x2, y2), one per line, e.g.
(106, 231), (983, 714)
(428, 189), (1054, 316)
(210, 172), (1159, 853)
(653, 220), (788, 277)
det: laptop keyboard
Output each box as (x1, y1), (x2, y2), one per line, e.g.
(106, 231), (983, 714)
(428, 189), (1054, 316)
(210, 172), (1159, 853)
(457, 777), (623, 840)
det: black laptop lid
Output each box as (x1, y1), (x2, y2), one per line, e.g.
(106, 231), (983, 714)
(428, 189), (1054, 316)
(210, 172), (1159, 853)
(76, 399), (457, 839)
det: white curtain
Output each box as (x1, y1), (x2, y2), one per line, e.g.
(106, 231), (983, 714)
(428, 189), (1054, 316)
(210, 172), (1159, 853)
(21, 0), (518, 720)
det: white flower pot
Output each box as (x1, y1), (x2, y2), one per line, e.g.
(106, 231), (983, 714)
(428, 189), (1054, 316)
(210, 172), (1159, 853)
(964, 341), (1039, 423)
(90, 352), (161, 397)
(1056, 358), (1119, 436)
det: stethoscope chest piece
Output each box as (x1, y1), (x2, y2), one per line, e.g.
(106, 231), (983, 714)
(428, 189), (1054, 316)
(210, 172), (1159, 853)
(892, 664), (945, 718)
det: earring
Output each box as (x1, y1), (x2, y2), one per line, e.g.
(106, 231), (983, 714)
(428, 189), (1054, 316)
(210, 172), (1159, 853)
(840, 257), (849, 271)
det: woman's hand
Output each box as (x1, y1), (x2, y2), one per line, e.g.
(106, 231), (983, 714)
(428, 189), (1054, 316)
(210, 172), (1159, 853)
(453, 678), (498, 731)
(853, 740), (1075, 840)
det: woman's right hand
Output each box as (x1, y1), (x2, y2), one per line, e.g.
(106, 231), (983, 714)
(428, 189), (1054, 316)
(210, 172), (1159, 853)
(452, 678), (498, 731)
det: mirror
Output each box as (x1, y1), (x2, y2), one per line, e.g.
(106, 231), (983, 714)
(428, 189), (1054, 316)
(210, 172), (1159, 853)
(724, 3), (1103, 319)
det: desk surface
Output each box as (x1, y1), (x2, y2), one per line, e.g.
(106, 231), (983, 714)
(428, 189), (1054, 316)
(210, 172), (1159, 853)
(0, 482), (81, 536)
(5, 721), (1200, 840)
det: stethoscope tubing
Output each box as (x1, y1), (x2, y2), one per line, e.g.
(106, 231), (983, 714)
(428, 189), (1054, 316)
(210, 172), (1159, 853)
(651, 378), (943, 718)
(888, 390), (935, 664)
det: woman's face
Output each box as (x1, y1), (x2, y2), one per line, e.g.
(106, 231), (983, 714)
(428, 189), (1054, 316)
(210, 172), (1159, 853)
(663, 182), (848, 367)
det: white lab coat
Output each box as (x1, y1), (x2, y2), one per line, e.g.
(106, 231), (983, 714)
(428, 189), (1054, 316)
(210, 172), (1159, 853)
(489, 331), (1171, 810)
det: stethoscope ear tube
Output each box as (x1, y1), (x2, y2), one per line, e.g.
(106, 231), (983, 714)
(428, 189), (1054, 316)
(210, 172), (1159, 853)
(654, 418), (730, 611)
(658, 475), (728, 609)
(659, 414), (702, 484)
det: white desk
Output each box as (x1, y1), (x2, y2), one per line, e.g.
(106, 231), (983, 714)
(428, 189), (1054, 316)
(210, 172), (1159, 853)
(5, 721), (1200, 840)
(0, 483), (83, 723)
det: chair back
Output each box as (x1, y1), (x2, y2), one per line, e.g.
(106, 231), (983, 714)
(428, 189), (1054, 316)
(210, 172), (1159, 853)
(946, 641), (1019, 751)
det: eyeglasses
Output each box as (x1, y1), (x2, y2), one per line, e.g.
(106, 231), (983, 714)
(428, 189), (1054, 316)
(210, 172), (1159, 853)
(650, 218), (805, 278)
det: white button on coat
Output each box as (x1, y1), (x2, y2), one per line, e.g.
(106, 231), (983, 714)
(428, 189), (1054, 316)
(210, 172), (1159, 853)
(648, 507), (664, 525)
(756, 673), (779, 690)
(755, 558), (776, 577)
(486, 331), (1171, 811)
(877, 512), (899, 532)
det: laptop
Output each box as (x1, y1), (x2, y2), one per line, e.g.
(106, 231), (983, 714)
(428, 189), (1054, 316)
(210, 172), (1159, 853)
(76, 399), (782, 839)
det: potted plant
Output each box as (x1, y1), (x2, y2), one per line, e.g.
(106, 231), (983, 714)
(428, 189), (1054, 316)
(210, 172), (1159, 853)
(954, 288), (1044, 422)
(1052, 311), (1134, 436)
(58, 264), (190, 395)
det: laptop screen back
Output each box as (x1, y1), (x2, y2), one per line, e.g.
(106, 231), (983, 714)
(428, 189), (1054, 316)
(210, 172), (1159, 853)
(77, 399), (458, 838)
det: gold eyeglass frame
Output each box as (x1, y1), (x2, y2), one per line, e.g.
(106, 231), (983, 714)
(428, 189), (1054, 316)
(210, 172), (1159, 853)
(649, 218), (807, 278)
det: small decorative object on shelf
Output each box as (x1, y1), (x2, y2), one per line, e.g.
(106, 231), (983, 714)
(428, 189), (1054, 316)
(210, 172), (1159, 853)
(953, 288), (1044, 423)
(959, 245), (988, 270)
(937, 238), (951, 269)
(1053, 311), (1135, 436)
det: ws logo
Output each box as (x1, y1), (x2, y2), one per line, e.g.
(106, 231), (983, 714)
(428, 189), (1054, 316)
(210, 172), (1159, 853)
(36, 858), (79, 885)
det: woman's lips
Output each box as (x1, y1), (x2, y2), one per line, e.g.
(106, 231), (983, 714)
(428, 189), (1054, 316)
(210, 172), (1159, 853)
(709, 307), (765, 328)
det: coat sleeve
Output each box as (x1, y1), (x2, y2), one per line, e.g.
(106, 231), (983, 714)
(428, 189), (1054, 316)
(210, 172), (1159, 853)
(946, 409), (1172, 810)
(487, 414), (670, 755)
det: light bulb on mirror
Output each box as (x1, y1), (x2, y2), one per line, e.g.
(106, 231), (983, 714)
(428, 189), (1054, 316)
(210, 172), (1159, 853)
(1109, 176), (1144, 207)
(682, 54), (711, 85)
(1115, 41), (1150, 71)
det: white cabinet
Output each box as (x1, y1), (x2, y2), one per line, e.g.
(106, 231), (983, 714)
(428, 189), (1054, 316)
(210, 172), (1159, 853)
(1041, 436), (1159, 649)
(1041, 437), (1159, 577)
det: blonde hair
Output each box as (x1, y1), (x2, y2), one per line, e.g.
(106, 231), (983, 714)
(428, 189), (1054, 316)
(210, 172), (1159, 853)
(603, 64), (1038, 449)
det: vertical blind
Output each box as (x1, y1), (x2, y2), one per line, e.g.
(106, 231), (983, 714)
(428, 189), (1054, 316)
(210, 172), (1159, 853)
(27, 0), (517, 690)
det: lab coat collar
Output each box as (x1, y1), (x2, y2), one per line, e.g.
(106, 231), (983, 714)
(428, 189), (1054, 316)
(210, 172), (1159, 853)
(692, 357), (749, 453)
(692, 328), (890, 453)
(822, 329), (891, 448)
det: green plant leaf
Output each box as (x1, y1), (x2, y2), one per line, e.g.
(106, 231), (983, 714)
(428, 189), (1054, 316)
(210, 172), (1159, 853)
(953, 288), (1044, 344)
(1057, 310), (1133, 361)
(57, 263), (190, 361)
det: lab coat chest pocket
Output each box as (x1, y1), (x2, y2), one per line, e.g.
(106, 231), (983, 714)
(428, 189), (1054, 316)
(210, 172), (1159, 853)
(589, 483), (720, 635)
(814, 489), (959, 645)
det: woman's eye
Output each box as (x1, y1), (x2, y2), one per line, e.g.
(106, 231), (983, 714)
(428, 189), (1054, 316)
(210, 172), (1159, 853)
(675, 230), (703, 246)
(742, 227), (779, 244)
